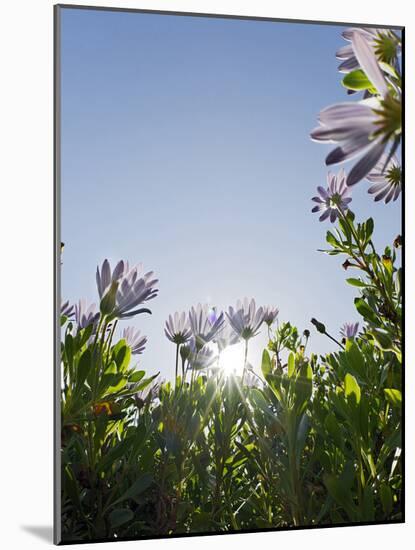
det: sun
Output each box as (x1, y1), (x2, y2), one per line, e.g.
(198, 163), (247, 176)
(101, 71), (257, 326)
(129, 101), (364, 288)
(219, 344), (245, 377)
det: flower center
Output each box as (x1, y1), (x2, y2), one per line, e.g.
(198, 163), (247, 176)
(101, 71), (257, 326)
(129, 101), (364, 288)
(386, 165), (402, 187)
(329, 192), (342, 209)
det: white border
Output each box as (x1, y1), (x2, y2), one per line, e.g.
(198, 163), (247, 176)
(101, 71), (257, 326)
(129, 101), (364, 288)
(0, 1), (412, 548)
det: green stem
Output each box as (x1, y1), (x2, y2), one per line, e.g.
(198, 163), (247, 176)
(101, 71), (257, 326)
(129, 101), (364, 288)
(324, 330), (345, 350)
(340, 210), (375, 277)
(175, 344), (180, 383)
(340, 210), (396, 320)
(107, 320), (117, 350)
(355, 437), (364, 510)
(92, 315), (105, 355)
(104, 320), (117, 369)
(92, 318), (108, 401)
(287, 417), (302, 526)
(242, 339), (248, 385)
(180, 357), (186, 388)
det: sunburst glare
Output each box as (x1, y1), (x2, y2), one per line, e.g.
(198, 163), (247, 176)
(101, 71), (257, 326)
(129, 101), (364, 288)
(218, 343), (245, 377)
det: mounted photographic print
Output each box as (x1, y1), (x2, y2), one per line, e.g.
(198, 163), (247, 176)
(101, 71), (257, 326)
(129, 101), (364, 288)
(54, 4), (404, 545)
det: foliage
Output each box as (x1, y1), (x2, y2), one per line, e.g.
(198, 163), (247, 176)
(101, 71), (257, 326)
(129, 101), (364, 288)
(60, 210), (402, 541)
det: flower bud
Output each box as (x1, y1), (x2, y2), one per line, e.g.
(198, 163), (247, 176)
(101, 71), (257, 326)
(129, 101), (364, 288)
(382, 255), (393, 271)
(311, 318), (326, 334)
(180, 344), (190, 362)
(99, 280), (119, 316)
(393, 235), (402, 248)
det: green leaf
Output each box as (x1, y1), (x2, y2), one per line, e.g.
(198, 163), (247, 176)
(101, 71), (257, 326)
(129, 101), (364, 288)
(104, 374), (128, 395)
(78, 323), (94, 347)
(266, 374), (284, 404)
(98, 372), (121, 394)
(261, 349), (272, 379)
(294, 363), (313, 413)
(109, 508), (134, 528)
(135, 374), (159, 392)
(346, 210), (355, 222)
(113, 341), (131, 373)
(323, 473), (358, 521)
(324, 412), (344, 450)
(354, 297), (377, 324)
(287, 352), (295, 377)
(338, 216), (352, 242)
(346, 278), (366, 288)
(93, 412), (109, 449)
(104, 361), (117, 375)
(344, 373), (361, 404)
(379, 61), (399, 79)
(98, 439), (133, 473)
(111, 473), (153, 506)
(379, 484), (393, 516)
(295, 413), (310, 464)
(331, 390), (350, 420)
(371, 329), (394, 351)
(359, 396), (370, 444)
(76, 348), (92, 388)
(326, 230), (340, 248)
(362, 486), (375, 521)
(344, 341), (365, 379)
(365, 217), (374, 242)
(65, 333), (74, 366)
(395, 267), (402, 296)
(250, 388), (275, 421)
(375, 426), (401, 472)
(63, 465), (82, 510)
(384, 388), (402, 407)
(130, 370), (145, 383)
(342, 69), (375, 91)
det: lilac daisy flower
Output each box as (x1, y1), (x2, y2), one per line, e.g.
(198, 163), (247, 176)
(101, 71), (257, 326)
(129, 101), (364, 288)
(187, 340), (218, 371)
(366, 154), (401, 203)
(165, 311), (192, 380)
(214, 323), (240, 353)
(337, 27), (401, 75)
(74, 299), (99, 331)
(164, 311), (192, 344)
(135, 378), (161, 407)
(311, 170), (352, 222)
(311, 31), (394, 187)
(61, 300), (74, 318)
(340, 322), (359, 339)
(96, 259), (129, 298)
(336, 28), (381, 74)
(226, 298), (264, 341)
(226, 299), (264, 384)
(122, 327), (147, 355)
(115, 266), (158, 318)
(96, 259), (158, 319)
(189, 304), (225, 349)
(262, 306), (279, 326)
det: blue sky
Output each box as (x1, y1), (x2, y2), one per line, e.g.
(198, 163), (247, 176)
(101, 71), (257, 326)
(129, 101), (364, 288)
(60, 8), (401, 379)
